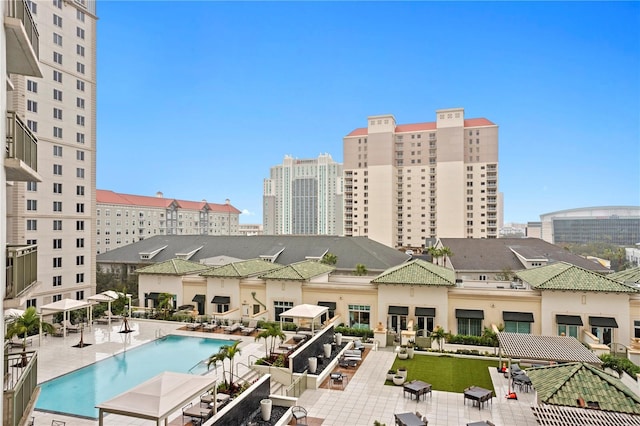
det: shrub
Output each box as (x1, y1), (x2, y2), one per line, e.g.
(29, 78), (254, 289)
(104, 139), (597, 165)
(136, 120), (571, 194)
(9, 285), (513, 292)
(600, 354), (640, 377)
(446, 334), (498, 347)
(335, 326), (374, 339)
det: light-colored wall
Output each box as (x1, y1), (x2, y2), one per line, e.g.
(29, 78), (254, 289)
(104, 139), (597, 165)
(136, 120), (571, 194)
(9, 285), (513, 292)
(436, 161), (465, 238)
(367, 165), (395, 247)
(377, 285), (450, 331)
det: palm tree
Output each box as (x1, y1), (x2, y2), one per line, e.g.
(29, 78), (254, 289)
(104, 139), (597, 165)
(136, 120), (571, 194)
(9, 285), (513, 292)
(430, 326), (447, 352)
(355, 263), (367, 276)
(6, 307), (54, 367)
(255, 322), (286, 357)
(426, 246), (440, 264)
(321, 252), (337, 265)
(439, 246), (453, 267)
(225, 341), (241, 387)
(157, 292), (174, 320)
(207, 341), (242, 388)
(207, 348), (227, 382)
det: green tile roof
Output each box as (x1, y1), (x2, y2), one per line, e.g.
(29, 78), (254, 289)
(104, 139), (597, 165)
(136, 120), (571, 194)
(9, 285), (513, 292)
(259, 260), (335, 281)
(527, 362), (640, 414)
(371, 259), (456, 286)
(516, 262), (638, 293)
(610, 266), (640, 284)
(200, 259), (283, 278)
(136, 258), (210, 275)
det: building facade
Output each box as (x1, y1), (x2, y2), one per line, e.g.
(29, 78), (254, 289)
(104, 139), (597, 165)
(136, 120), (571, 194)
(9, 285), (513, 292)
(539, 206), (640, 245)
(263, 154), (343, 235)
(5, 0), (97, 311)
(343, 108), (502, 249)
(96, 190), (242, 253)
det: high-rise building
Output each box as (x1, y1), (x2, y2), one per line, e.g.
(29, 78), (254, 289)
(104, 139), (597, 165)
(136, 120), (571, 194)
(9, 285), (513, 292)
(5, 0), (97, 309)
(263, 154), (343, 235)
(96, 190), (242, 253)
(343, 108), (501, 248)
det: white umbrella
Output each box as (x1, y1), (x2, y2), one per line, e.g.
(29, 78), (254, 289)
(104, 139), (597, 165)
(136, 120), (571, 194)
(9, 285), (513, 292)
(5, 308), (25, 322)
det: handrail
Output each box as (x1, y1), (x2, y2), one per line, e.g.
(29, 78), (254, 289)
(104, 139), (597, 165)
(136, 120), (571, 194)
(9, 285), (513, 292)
(188, 357), (210, 374)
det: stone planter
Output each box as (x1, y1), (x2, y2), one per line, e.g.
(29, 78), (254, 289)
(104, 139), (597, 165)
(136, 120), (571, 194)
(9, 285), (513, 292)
(398, 368), (407, 379)
(407, 347), (415, 359)
(393, 375), (405, 386)
(323, 343), (332, 358)
(386, 371), (396, 381)
(308, 356), (317, 374)
(398, 351), (408, 360)
(260, 398), (272, 421)
(335, 333), (343, 346)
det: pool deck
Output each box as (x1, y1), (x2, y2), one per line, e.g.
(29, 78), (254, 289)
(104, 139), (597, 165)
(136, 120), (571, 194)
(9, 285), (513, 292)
(25, 319), (540, 426)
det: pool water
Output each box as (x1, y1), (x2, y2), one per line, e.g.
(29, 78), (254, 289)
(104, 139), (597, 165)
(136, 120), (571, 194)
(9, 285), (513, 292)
(35, 335), (232, 419)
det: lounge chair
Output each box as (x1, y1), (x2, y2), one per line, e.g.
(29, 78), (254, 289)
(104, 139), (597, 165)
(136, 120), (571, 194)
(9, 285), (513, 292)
(105, 310), (123, 321)
(8, 335), (33, 348)
(52, 324), (65, 337)
(186, 322), (202, 331)
(203, 321), (218, 332)
(343, 350), (362, 359)
(353, 339), (365, 351)
(240, 320), (258, 335)
(62, 320), (81, 333)
(222, 322), (242, 334)
(338, 357), (357, 368)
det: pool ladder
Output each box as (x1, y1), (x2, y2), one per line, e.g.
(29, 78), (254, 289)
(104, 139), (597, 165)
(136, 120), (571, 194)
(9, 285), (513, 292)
(188, 358), (210, 374)
(155, 329), (167, 340)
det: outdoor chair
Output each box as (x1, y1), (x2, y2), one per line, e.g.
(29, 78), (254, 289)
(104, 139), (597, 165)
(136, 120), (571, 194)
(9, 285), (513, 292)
(240, 319), (258, 335)
(291, 405), (308, 425)
(203, 321), (218, 332)
(62, 320), (81, 333)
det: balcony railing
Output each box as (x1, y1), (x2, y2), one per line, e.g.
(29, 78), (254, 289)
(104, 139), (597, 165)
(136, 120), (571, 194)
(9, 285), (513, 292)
(5, 111), (39, 181)
(3, 350), (38, 426)
(6, 0), (39, 59)
(5, 244), (37, 299)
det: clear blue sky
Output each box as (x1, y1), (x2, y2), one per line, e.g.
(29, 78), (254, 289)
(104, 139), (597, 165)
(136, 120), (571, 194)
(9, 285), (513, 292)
(97, 1), (640, 225)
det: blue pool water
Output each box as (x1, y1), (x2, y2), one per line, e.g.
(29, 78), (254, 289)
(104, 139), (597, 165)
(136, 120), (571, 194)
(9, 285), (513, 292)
(35, 335), (231, 419)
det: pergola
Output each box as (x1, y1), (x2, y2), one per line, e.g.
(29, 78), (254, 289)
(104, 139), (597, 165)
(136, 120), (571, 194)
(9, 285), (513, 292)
(279, 303), (329, 333)
(87, 291), (132, 324)
(96, 371), (216, 426)
(498, 332), (603, 394)
(39, 299), (92, 337)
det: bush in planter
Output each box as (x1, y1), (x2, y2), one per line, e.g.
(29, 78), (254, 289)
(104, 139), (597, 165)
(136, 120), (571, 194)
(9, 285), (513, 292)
(386, 369), (396, 381)
(334, 326), (374, 339)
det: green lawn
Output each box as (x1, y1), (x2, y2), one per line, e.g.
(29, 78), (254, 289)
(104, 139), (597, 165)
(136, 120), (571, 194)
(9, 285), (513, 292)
(388, 354), (498, 393)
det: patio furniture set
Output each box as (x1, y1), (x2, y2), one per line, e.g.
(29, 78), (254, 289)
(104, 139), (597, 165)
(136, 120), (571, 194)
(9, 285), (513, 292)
(463, 386), (494, 410)
(394, 411), (428, 426)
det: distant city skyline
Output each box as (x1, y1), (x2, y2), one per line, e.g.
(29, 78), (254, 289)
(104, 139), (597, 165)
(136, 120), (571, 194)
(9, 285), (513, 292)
(97, 1), (639, 225)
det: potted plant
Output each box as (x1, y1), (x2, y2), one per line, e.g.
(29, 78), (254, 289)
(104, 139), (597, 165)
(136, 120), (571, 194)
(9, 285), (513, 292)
(397, 367), (407, 379)
(393, 374), (405, 385)
(407, 339), (415, 359)
(386, 369), (396, 381)
(398, 346), (408, 360)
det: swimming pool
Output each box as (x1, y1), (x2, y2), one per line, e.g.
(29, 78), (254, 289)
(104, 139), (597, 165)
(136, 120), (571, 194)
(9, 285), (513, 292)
(35, 335), (232, 419)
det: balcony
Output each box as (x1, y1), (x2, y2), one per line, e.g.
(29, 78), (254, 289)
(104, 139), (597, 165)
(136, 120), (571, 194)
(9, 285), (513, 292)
(5, 244), (37, 300)
(5, 112), (40, 182)
(4, 0), (42, 77)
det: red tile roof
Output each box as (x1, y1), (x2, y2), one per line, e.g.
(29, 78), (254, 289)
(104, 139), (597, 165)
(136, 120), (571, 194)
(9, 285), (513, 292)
(96, 190), (241, 214)
(345, 117), (495, 137)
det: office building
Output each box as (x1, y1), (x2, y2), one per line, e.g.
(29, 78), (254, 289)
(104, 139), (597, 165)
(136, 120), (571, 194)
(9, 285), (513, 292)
(539, 206), (640, 245)
(343, 108), (501, 248)
(5, 0), (97, 310)
(96, 190), (242, 253)
(263, 154), (343, 235)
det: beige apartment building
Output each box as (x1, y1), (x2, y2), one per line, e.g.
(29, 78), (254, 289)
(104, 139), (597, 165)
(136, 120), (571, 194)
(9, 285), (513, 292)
(96, 190), (242, 253)
(5, 0), (97, 310)
(343, 108), (502, 248)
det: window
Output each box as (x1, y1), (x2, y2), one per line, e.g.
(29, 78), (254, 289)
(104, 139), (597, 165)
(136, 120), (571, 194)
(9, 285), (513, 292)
(53, 70), (62, 83)
(77, 80), (85, 91)
(53, 145), (63, 157)
(76, 273), (84, 283)
(27, 219), (37, 230)
(26, 199), (37, 211)
(274, 301), (294, 322)
(458, 318), (482, 336)
(348, 304), (371, 329)
(635, 321), (640, 339)
(77, 62), (85, 74)
(76, 168), (84, 178)
(76, 150), (84, 161)
(76, 185), (85, 196)
(27, 181), (37, 191)
(76, 291), (85, 300)
(53, 276), (62, 287)
(53, 32), (62, 46)
(53, 14), (62, 27)
(27, 0), (37, 15)
(76, 97), (85, 109)
(76, 238), (85, 248)
(76, 255), (84, 265)
(76, 115), (85, 126)
(27, 100), (37, 112)
(416, 315), (435, 334)
(76, 203), (84, 213)
(53, 201), (62, 212)
(53, 164), (62, 175)
(53, 108), (63, 120)
(77, 27), (85, 39)
(26, 298), (36, 308)
(77, 9), (85, 22)
(54, 182), (62, 193)
(76, 44), (85, 56)
(53, 0), (62, 8)
(53, 127), (63, 138)
(76, 132), (85, 144)
(53, 51), (63, 64)
(76, 220), (85, 231)
(53, 220), (62, 230)
(27, 80), (38, 93)
(53, 239), (62, 249)
(27, 120), (37, 132)
(53, 257), (62, 268)
(504, 321), (531, 334)
(53, 294), (62, 302)
(53, 89), (62, 101)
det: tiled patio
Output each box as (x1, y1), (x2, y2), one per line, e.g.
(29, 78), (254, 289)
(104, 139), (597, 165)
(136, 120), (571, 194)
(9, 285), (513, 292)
(23, 320), (540, 426)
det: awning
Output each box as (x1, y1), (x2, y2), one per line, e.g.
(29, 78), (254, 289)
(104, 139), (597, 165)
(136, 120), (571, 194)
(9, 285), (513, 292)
(192, 294), (205, 303)
(455, 309), (484, 319)
(211, 296), (230, 304)
(503, 311), (534, 322)
(145, 292), (160, 301)
(556, 314), (583, 326)
(415, 307), (436, 317)
(589, 316), (618, 328)
(317, 301), (336, 310)
(388, 306), (409, 315)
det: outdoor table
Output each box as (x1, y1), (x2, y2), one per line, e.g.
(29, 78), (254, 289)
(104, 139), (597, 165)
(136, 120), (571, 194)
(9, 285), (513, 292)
(394, 412), (426, 426)
(402, 380), (432, 401)
(463, 386), (493, 410)
(512, 373), (532, 392)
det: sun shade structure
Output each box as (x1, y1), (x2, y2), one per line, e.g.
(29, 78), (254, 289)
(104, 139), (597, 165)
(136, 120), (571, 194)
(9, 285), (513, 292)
(531, 405), (640, 426)
(279, 303), (329, 333)
(39, 298), (92, 337)
(96, 371), (216, 426)
(498, 332), (602, 365)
